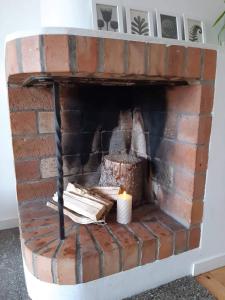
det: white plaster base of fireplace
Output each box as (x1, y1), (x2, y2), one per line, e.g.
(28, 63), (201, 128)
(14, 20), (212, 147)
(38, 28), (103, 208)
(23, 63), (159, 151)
(23, 251), (200, 300)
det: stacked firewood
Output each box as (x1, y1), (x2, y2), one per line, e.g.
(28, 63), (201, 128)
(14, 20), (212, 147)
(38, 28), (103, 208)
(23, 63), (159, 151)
(47, 183), (120, 224)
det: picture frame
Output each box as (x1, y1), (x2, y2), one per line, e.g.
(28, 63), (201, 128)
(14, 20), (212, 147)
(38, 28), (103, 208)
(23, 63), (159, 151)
(125, 7), (155, 37)
(156, 10), (182, 40)
(92, 0), (124, 33)
(183, 15), (205, 43)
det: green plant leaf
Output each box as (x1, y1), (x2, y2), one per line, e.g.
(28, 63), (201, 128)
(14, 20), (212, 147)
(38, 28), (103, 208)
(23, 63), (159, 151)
(218, 22), (225, 44)
(213, 10), (225, 27)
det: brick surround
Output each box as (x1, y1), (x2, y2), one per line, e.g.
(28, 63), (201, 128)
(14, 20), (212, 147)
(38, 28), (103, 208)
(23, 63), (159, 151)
(6, 34), (216, 285)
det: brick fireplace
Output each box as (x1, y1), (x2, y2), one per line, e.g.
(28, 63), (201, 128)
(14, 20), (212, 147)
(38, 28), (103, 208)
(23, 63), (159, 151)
(6, 35), (216, 285)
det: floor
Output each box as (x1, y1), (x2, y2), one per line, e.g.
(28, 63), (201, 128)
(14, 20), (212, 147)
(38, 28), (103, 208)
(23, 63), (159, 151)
(197, 267), (225, 299)
(0, 228), (215, 300)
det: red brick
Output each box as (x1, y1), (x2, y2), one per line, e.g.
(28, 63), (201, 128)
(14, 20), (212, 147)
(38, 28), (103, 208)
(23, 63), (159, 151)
(44, 35), (70, 73)
(38, 112), (54, 133)
(191, 201), (204, 224)
(185, 47), (201, 79)
(26, 233), (58, 255)
(164, 113), (177, 139)
(175, 230), (187, 254)
(5, 40), (18, 77)
(88, 224), (120, 276)
(104, 39), (125, 74)
(10, 111), (37, 135)
(156, 212), (187, 253)
(15, 160), (40, 182)
(8, 87), (53, 111)
(17, 178), (56, 201)
(22, 241), (34, 274)
(127, 41), (145, 75)
(79, 226), (100, 282)
(13, 135), (55, 159)
(108, 224), (138, 270)
(203, 49), (217, 81)
(177, 115), (212, 145)
(166, 46), (185, 78)
(157, 140), (208, 173)
(22, 225), (57, 241)
(34, 239), (59, 283)
(188, 226), (201, 249)
(196, 145), (209, 172)
(157, 190), (193, 225)
(128, 222), (156, 265)
(76, 36), (98, 73)
(201, 85), (215, 113)
(21, 36), (41, 73)
(148, 44), (166, 76)
(40, 157), (57, 179)
(56, 230), (77, 284)
(174, 170), (206, 201)
(166, 85), (202, 113)
(143, 220), (173, 259)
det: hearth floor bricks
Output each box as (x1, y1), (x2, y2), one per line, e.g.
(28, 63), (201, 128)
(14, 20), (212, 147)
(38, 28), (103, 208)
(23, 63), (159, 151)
(19, 200), (197, 285)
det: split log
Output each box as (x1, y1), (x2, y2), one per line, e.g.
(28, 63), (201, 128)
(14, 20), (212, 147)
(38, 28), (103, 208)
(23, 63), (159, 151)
(99, 154), (145, 207)
(47, 200), (105, 225)
(52, 192), (106, 221)
(66, 183), (114, 213)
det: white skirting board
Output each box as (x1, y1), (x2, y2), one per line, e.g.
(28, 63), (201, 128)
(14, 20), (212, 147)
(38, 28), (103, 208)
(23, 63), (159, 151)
(192, 254), (225, 276)
(0, 217), (18, 230)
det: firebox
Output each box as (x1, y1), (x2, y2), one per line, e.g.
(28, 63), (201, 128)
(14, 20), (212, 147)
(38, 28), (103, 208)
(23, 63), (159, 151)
(6, 34), (216, 285)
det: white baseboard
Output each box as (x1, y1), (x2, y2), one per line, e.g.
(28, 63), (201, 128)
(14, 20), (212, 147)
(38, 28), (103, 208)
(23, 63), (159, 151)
(0, 217), (18, 230)
(192, 254), (225, 276)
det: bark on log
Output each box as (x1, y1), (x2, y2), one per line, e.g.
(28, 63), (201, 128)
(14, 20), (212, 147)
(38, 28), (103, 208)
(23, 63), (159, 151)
(99, 154), (145, 207)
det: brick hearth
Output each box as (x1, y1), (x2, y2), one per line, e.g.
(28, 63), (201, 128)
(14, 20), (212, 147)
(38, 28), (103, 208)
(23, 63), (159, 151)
(6, 34), (216, 285)
(20, 200), (197, 284)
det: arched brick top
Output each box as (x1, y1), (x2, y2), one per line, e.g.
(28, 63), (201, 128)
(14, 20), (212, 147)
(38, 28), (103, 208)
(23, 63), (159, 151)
(5, 34), (217, 84)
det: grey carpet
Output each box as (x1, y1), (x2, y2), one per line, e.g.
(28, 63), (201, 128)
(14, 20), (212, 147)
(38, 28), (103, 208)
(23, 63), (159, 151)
(0, 228), (29, 300)
(0, 228), (215, 300)
(125, 277), (215, 299)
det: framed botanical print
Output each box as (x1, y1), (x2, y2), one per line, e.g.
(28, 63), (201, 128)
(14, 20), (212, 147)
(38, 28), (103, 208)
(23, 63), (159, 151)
(92, 0), (124, 33)
(156, 11), (182, 40)
(126, 7), (154, 37)
(183, 15), (205, 43)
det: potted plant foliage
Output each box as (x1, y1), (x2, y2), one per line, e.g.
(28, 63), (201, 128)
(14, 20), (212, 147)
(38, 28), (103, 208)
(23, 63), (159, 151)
(213, 1), (225, 45)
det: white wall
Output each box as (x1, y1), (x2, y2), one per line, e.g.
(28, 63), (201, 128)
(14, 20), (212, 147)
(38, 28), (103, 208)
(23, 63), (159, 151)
(0, 0), (41, 229)
(41, 0), (224, 44)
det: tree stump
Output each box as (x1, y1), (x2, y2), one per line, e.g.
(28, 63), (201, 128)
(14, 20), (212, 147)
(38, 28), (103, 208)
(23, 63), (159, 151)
(99, 154), (145, 207)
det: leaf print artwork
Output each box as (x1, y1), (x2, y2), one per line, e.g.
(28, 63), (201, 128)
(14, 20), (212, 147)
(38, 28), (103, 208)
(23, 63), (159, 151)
(189, 25), (202, 42)
(100, 8), (112, 31)
(96, 4), (119, 32)
(131, 16), (149, 35)
(186, 18), (203, 43)
(130, 9), (150, 36)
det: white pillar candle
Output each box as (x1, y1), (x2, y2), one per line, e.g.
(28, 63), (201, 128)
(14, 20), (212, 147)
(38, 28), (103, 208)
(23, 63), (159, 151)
(117, 191), (132, 224)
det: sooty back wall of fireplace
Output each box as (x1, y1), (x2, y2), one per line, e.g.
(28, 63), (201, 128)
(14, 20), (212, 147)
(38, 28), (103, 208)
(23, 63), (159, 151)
(61, 84), (172, 204)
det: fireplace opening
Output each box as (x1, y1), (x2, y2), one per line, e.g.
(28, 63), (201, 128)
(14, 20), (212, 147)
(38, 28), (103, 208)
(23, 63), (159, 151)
(60, 82), (201, 226)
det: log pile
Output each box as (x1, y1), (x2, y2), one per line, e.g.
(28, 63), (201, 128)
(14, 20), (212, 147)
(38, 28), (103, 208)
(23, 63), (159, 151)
(47, 183), (120, 224)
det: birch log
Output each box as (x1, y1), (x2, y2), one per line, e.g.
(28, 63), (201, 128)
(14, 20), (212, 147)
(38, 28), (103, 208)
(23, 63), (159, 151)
(99, 154), (144, 207)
